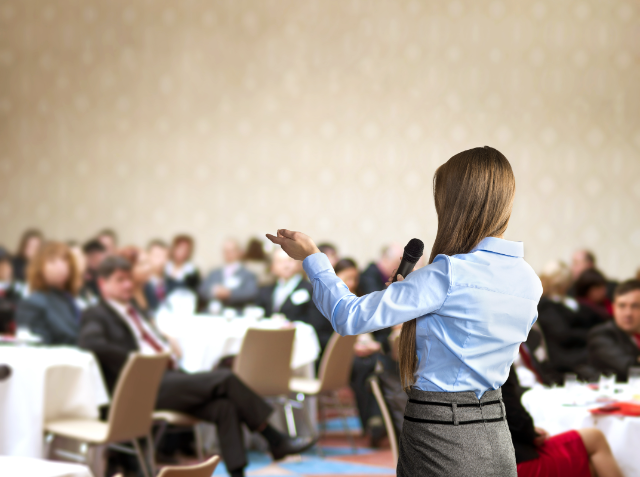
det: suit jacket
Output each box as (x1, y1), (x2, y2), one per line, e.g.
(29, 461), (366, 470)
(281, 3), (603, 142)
(16, 290), (79, 345)
(537, 297), (590, 373)
(198, 265), (258, 309)
(257, 279), (334, 351)
(502, 366), (540, 464)
(79, 300), (163, 393)
(588, 321), (640, 381)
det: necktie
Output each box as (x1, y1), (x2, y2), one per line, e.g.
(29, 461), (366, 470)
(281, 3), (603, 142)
(633, 334), (640, 349)
(127, 306), (165, 353)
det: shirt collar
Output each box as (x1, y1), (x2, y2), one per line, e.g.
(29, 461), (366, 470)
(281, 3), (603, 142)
(471, 237), (524, 258)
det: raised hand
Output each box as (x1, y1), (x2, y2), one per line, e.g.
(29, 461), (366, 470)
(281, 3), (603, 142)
(266, 229), (321, 261)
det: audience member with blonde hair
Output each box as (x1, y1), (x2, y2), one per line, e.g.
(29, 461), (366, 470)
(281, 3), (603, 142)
(15, 242), (82, 345)
(537, 261), (598, 378)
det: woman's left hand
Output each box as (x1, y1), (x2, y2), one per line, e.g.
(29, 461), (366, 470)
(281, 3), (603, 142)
(385, 268), (404, 286)
(266, 229), (320, 261)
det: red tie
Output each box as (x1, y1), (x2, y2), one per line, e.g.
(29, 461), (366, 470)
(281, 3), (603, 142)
(633, 334), (640, 349)
(127, 306), (165, 353)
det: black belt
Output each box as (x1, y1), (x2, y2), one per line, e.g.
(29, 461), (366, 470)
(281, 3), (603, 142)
(404, 398), (505, 426)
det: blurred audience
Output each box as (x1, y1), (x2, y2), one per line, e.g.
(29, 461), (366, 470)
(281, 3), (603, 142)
(165, 234), (201, 295)
(0, 247), (21, 333)
(69, 242), (98, 310)
(146, 239), (169, 307)
(11, 228), (43, 284)
(317, 242), (339, 267)
(257, 249), (332, 350)
(82, 239), (108, 299)
(503, 365), (622, 477)
(243, 237), (273, 286)
(79, 256), (314, 477)
(15, 242), (81, 345)
(537, 261), (598, 379)
(199, 239), (258, 312)
(588, 280), (640, 381)
(570, 249), (617, 300)
(575, 268), (613, 322)
(335, 258), (385, 446)
(96, 228), (118, 255)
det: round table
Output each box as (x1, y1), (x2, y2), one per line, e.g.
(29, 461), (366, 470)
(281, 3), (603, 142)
(522, 385), (640, 477)
(0, 346), (109, 458)
(0, 456), (94, 477)
(155, 313), (321, 373)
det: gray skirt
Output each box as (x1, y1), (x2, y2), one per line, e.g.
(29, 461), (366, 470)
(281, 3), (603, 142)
(397, 387), (516, 477)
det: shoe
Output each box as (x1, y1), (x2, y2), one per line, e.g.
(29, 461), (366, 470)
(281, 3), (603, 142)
(270, 436), (317, 460)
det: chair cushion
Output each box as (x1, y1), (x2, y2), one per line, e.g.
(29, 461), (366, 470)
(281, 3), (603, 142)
(153, 410), (200, 426)
(289, 377), (322, 395)
(44, 419), (109, 444)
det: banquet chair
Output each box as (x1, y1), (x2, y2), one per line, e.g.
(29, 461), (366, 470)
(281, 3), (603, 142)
(44, 353), (170, 477)
(157, 455), (220, 477)
(232, 328), (298, 435)
(152, 410), (206, 460)
(368, 375), (399, 463)
(289, 333), (358, 455)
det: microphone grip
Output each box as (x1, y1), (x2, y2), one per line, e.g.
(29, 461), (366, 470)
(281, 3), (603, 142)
(391, 259), (417, 283)
(0, 365), (11, 382)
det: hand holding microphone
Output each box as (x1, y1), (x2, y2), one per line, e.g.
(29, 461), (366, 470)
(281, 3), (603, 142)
(385, 238), (425, 286)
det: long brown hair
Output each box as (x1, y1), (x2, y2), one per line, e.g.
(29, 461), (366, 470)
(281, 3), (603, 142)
(397, 146), (516, 390)
(27, 241), (82, 295)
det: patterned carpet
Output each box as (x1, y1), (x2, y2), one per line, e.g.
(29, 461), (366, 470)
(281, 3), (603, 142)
(210, 417), (397, 477)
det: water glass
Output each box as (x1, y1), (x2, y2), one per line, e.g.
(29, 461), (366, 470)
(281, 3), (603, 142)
(564, 373), (579, 391)
(628, 367), (640, 392)
(599, 373), (616, 395)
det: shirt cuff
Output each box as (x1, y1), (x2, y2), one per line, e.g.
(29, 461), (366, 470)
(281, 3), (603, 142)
(303, 252), (334, 279)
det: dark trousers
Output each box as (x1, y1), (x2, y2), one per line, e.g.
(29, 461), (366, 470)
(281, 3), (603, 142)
(155, 369), (272, 471)
(350, 354), (382, 431)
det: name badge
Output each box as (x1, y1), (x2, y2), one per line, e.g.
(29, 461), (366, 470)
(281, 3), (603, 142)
(290, 288), (310, 306)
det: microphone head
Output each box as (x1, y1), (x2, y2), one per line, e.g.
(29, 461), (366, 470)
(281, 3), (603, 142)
(403, 238), (424, 264)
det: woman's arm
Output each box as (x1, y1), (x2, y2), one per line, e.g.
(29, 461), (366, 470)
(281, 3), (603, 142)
(266, 229), (451, 336)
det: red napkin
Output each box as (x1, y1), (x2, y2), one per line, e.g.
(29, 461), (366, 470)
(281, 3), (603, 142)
(590, 402), (640, 417)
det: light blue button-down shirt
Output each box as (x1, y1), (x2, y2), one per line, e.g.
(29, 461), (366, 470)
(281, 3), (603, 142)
(303, 237), (542, 398)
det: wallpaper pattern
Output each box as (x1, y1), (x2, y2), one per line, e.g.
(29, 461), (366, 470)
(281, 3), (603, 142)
(0, 0), (639, 277)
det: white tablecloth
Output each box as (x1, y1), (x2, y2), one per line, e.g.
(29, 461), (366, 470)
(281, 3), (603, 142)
(522, 385), (640, 477)
(0, 456), (94, 477)
(155, 314), (321, 373)
(0, 346), (109, 458)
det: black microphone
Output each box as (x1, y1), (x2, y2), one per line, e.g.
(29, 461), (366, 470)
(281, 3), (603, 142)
(391, 238), (425, 283)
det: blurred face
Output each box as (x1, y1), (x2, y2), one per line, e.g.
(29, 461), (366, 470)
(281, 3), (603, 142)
(571, 250), (593, 280)
(223, 240), (242, 264)
(86, 250), (107, 271)
(98, 234), (116, 254)
(24, 236), (42, 260)
(0, 260), (12, 282)
(613, 290), (640, 335)
(172, 241), (191, 264)
(324, 249), (339, 267)
(43, 256), (71, 289)
(69, 246), (87, 276)
(99, 269), (134, 303)
(271, 250), (300, 280)
(148, 245), (168, 274)
(378, 244), (403, 279)
(337, 267), (359, 294)
(587, 284), (607, 304)
(132, 251), (153, 284)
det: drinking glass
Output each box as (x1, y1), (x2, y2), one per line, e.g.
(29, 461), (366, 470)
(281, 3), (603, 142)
(599, 373), (616, 395)
(564, 373), (579, 391)
(628, 367), (640, 392)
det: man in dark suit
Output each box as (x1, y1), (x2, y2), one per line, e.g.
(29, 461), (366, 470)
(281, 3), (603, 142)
(198, 239), (258, 312)
(79, 256), (314, 477)
(588, 279), (640, 381)
(257, 249), (333, 351)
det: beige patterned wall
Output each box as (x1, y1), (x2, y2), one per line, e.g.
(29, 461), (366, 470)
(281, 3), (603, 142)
(0, 0), (639, 278)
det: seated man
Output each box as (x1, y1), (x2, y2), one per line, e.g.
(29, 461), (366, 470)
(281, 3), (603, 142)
(588, 279), (640, 381)
(257, 249), (333, 351)
(198, 239), (258, 312)
(79, 256), (313, 477)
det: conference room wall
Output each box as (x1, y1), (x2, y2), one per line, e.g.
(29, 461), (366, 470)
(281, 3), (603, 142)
(0, 0), (639, 278)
